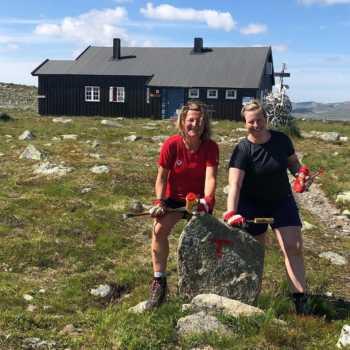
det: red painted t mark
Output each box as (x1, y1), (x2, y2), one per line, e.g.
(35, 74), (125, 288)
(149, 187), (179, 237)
(210, 238), (233, 259)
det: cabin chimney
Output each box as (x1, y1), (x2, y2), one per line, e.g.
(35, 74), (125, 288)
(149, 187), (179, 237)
(113, 38), (121, 59)
(193, 37), (203, 53)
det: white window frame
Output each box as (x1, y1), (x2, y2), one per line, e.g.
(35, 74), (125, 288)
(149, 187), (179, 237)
(265, 62), (273, 75)
(207, 89), (218, 99)
(109, 86), (125, 103)
(146, 87), (150, 104)
(85, 86), (100, 102)
(188, 88), (199, 98)
(225, 89), (237, 100)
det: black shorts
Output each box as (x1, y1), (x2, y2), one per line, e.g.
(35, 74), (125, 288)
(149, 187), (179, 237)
(237, 194), (302, 236)
(164, 198), (186, 209)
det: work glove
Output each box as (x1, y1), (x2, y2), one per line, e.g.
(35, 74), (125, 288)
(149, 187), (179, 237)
(197, 196), (215, 214)
(223, 210), (246, 226)
(293, 165), (311, 193)
(149, 199), (166, 218)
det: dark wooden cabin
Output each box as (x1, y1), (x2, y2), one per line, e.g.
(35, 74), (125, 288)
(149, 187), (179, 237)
(32, 38), (275, 120)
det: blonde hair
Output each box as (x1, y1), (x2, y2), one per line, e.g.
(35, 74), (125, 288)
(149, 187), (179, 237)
(176, 100), (212, 140)
(241, 99), (266, 120)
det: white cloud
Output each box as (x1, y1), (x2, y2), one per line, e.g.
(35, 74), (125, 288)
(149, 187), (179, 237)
(299, 0), (350, 5)
(240, 23), (267, 35)
(140, 3), (236, 32)
(34, 7), (129, 45)
(113, 0), (133, 3)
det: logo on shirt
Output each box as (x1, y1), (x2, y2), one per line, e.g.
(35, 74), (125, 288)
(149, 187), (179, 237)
(175, 159), (183, 167)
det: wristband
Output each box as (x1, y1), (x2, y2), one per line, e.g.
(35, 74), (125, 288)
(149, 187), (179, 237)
(223, 210), (236, 222)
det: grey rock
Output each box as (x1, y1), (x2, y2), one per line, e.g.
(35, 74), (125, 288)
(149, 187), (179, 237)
(337, 324), (350, 348)
(124, 135), (141, 142)
(90, 284), (111, 297)
(22, 337), (56, 349)
(340, 136), (349, 142)
(151, 135), (167, 142)
(176, 311), (229, 337)
(319, 251), (347, 266)
(302, 221), (316, 231)
(101, 119), (123, 127)
(19, 130), (35, 140)
(61, 134), (78, 140)
(34, 162), (73, 177)
(19, 144), (42, 160)
(129, 200), (144, 212)
(178, 215), (264, 303)
(52, 117), (72, 123)
(91, 140), (100, 148)
(190, 294), (264, 317)
(128, 300), (152, 314)
(90, 165), (110, 174)
(336, 191), (350, 204)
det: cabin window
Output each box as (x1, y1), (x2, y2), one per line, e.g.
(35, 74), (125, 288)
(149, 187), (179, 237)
(265, 62), (273, 75)
(85, 86), (100, 102)
(225, 89), (237, 100)
(207, 89), (218, 99)
(188, 88), (199, 98)
(110, 86), (125, 103)
(146, 88), (150, 104)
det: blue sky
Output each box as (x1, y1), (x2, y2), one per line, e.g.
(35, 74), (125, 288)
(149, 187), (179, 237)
(0, 0), (349, 102)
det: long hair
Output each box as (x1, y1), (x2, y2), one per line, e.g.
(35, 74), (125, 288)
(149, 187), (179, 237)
(176, 100), (211, 140)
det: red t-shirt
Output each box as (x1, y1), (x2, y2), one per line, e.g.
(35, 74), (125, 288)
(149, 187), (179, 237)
(158, 134), (219, 201)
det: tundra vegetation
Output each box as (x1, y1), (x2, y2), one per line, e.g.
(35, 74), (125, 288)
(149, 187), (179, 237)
(0, 107), (349, 349)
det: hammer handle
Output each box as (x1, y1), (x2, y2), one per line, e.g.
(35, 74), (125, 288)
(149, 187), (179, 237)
(246, 218), (274, 224)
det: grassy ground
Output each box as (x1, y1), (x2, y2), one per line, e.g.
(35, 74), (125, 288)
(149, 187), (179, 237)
(0, 109), (349, 349)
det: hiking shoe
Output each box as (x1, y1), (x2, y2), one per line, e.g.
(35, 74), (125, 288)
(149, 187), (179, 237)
(293, 293), (313, 315)
(147, 277), (167, 308)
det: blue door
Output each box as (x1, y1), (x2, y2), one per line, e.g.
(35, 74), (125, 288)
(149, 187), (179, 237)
(162, 88), (184, 118)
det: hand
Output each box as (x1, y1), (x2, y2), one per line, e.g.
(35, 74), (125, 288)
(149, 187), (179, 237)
(197, 196), (215, 214)
(293, 165), (311, 193)
(223, 210), (246, 226)
(149, 199), (166, 218)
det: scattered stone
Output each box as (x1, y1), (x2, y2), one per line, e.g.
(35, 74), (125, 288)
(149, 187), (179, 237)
(61, 134), (78, 140)
(22, 337), (56, 349)
(176, 311), (229, 337)
(88, 153), (101, 159)
(128, 300), (151, 314)
(39, 289), (46, 294)
(223, 185), (229, 194)
(91, 140), (100, 148)
(27, 304), (36, 312)
(59, 324), (81, 336)
(101, 119), (123, 127)
(0, 153), (4, 157)
(235, 128), (246, 132)
(23, 294), (33, 301)
(302, 221), (316, 231)
(319, 251), (347, 266)
(81, 187), (92, 194)
(90, 284), (111, 297)
(19, 130), (35, 140)
(339, 136), (349, 142)
(336, 192), (350, 204)
(342, 210), (350, 218)
(52, 117), (72, 123)
(19, 144), (43, 161)
(337, 324), (350, 348)
(124, 135), (141, 142)
(189, 294), (264, 317)
(178, 215), (264, 303)
(34, 162), (73, 177)
(5, 134), (13, 138)
(51, 136), (60, 141)
(90, 165), (110, 174)
(129, 200), (145, 212)
(301, 130), (340, 142)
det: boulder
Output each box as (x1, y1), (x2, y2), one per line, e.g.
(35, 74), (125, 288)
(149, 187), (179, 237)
(18, 130), (35, 140)
(337, 324), (350, 348)
(101, 119), (123, 127)
(176, 311), (229, 337)
(177, 215), (264, 303)
(19, 144), (42, 160)
(319, 251), (347, 266)
(189, 294), (264, 317)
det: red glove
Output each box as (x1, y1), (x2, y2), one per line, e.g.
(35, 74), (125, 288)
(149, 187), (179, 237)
(223, 210), (246, 226)
(293, 165), (310, 193)
(149, 199), (166, 218)
(197, 196), (215, 214)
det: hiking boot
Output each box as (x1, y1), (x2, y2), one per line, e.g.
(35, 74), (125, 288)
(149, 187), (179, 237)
(293, 293), (313, 315)
(147, 277), (167, 308)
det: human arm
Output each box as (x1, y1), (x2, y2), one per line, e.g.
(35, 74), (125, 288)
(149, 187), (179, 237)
(197, 165), (218, 213)
(288, 153), (312, 192)
(224, 168), (246, 225)
(150, 166), (169, 217)
(287, 153), (302, 177)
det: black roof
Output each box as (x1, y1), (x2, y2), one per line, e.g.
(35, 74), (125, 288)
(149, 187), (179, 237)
(32, 45), (273, 89)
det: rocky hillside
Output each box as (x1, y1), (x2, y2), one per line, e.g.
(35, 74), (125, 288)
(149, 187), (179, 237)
(0, 82), (37, 110)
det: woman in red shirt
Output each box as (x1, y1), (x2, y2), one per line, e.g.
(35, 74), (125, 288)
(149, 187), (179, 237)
(148, 101), (219, 308)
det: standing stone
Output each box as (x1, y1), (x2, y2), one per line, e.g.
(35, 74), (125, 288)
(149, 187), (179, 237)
(177, 215), (264, 304)
(19, 144), (42, 160)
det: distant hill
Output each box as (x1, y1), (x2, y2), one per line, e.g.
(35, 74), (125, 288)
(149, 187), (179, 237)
(292, 101), (350, 121)
(0, 82), (37, 110)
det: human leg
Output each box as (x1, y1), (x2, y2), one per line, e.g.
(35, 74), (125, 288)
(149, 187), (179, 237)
(274, 226), (306, 293)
